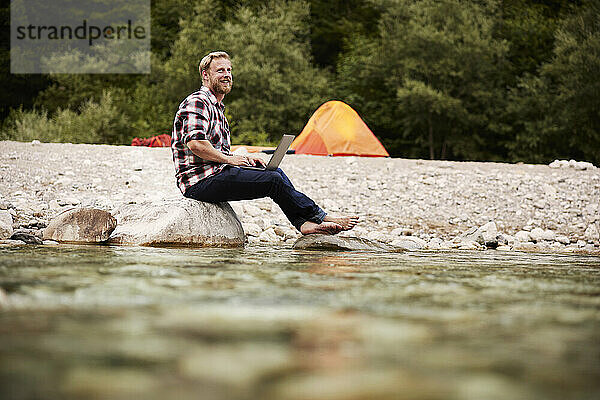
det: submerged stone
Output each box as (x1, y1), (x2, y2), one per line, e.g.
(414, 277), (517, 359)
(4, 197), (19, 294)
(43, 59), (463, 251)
(109, 198), (244, 247)
(10, 232), (43, 245)
(391, 236), (427, 251)
(293, 234), (393, 251)
(0, 210), (13, 240)
(43, 208), (116, 243)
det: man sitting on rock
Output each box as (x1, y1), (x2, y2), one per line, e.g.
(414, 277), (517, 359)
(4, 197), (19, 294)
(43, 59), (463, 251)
(171, 51), (358, 235)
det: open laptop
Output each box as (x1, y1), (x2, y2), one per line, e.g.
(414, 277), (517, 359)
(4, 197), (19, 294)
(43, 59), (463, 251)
(241, 134), (295, 171)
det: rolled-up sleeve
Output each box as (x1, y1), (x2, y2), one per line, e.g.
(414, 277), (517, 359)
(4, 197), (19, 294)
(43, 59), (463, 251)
(180, 99), (210, 143)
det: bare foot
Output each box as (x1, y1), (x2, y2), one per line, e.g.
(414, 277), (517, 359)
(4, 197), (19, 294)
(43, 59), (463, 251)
(323, 215), (359, 231)
(300, 221), (343, 235)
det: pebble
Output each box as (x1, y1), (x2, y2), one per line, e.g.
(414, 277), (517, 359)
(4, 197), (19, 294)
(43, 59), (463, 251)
(243, 222), (262, 237)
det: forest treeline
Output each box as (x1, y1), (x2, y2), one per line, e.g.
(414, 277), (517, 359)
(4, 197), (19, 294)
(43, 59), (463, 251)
(1, 0), (598, 164)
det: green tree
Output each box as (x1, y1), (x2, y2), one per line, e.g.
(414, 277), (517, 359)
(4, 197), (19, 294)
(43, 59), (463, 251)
(308, 0), (381, 70)
(0, 2), (49, 120)
(508, 0), (600, 164)
(338, 0), (509, 159)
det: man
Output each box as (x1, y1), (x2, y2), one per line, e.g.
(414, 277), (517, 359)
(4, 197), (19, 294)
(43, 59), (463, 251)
(171, 51), (358, 235)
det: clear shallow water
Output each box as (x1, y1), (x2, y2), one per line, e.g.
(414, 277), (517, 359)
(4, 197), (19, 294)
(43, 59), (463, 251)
(0, 245), (599, 400)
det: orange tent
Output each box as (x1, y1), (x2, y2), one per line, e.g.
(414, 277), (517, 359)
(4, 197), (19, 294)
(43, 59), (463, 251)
(290, 101), (389, 157)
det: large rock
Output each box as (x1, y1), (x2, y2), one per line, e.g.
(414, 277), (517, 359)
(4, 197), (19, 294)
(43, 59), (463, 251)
(109, 199), (244, 247)
(0, 210), (13, 240)
(43, 208), (116, 243)
(293, 234), (393, 251)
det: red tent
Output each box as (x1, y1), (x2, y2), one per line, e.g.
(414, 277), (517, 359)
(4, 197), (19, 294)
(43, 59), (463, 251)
(131, 134), (171, 147)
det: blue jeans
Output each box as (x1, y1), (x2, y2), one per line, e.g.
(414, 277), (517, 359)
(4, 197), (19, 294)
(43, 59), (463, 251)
(184, 166), (326, 230)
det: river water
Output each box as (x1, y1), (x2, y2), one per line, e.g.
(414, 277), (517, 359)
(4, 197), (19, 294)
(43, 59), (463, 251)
(0, 245), (598, 400)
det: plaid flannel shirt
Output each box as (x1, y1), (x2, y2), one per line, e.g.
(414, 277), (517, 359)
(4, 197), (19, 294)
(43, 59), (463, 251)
(171, 86), (231, 195)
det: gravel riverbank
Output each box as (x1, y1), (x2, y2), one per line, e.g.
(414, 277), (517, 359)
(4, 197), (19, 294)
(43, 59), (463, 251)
(1, 141), (599, 253)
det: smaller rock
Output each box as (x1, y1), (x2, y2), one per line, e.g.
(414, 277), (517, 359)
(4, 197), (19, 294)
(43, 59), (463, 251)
(584, 224), (599, 243)
(427, 237), (443, 250)
(293, 234), (393, 251)
(460, 221), (498, 248)
(273, 225), (296, 240)
(44, 208), (116, 243)
(255, 218), (273, 230)
(573, 161), (595, 170)
(541, 229), (556, 241)
(497, 233), (513, 246)
(392, 237), (426, 251)
(244, 204), (262, 217)
(366, 231), (389, 243)
(549, 160), (568, 169)
(48, 200), (62, 210)
(10, 232), (43, 244)
(0, 210), (13, 240)
(555, 235), (570, 245)
(243, 222), (262, 237)
(258, 228), (279, 242)
(515, 231), (531, 243)
(58, 197), (80, 206)
(529, 227), (545, 242)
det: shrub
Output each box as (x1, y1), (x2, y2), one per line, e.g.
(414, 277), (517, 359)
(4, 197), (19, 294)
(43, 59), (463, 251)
(1, 91), (131, 144)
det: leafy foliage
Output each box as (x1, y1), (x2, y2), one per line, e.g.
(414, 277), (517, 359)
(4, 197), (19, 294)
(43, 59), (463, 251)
(338, 0), (509, 160)
(1, 91), (130, 144)
(508, 0), (600, 164)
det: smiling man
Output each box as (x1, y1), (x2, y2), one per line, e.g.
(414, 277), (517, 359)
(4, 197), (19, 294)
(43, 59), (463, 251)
(171, 51), (358, 235)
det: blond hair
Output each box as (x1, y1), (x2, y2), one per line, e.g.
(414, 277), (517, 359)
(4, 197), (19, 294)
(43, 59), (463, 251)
(198, 51), (230, 74)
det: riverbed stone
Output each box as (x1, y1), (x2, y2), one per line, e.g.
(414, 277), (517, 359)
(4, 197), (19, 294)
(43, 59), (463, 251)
(529, 227), (546, 242)
(391, 236), (427, 251)
(0, 210), (13, 240)
(555, 235), (570, 245)
(584, 223), (599, 243)
(43, 208), (116, 243)
(460, 221), (499, 248)
(10, 231), (43, 245)
(293, 234), (393, 251)
(428, 237), (443, 249)
(243, 222), (262, 237)
(515, 231), (531, 243)
(109, 198), (244, 247)
(259, 228), (279, 242)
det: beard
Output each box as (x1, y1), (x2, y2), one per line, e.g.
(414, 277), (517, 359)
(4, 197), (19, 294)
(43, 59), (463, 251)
(208, 74), (233, 95)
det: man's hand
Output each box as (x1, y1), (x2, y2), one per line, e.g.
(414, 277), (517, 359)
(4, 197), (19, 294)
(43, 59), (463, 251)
(228, 154), (267, 167)
(188, 140), (266, 168)
(247, 154), (267, 167)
